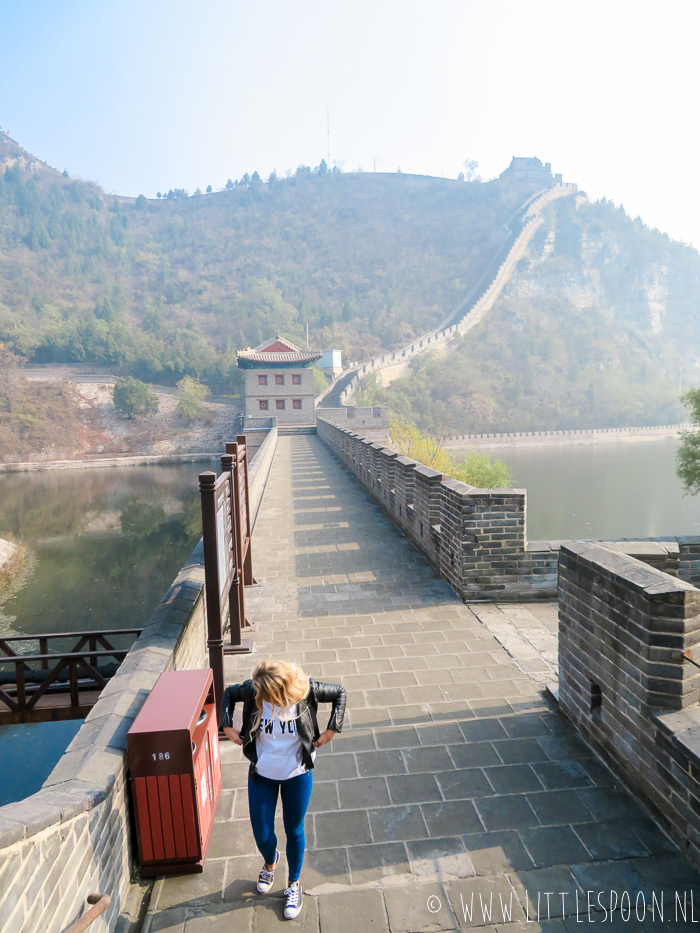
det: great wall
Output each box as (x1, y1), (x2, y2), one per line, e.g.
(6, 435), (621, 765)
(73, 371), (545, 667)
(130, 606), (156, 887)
(5, 171), (700, 931)
(318, 182), (577, 409)
(4, 406), (700, 931)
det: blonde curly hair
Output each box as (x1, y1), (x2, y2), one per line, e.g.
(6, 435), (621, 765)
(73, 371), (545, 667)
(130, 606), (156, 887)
(251, 659), (310, 731)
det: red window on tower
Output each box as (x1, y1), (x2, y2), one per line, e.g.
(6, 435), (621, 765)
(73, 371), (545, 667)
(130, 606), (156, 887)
(292, 374), (301, 385)
(276, 399), (286, 410)
(259, 399), (269, 410)
(258, 375), (268, 385)
(275, 374), (285, 385)
(293, 399), (302, 410)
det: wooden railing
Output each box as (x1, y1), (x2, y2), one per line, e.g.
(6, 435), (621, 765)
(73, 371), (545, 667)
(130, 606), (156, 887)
(64, 894), (110, 933)
(0, 629), (141, 724)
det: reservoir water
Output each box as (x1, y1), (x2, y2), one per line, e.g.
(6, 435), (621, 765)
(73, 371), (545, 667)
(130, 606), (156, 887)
(465, 436), (700, 541)
(0, 459), (215, 806)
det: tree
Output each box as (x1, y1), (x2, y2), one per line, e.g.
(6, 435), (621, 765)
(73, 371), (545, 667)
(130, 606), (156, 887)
(136, 194), (147, 209)
(463, 159), (479, 182)
(113, 377), (159, 419)
(206, 185), (213, 194)
(317, 159), (328, 175)
(251, 171), (261, 185)
(193, 187), (202, 197)
(268, 170), (278, 184)
(677, 390), (700, 493)
(312, 366), (328, 394)
(177, 375), (210, 422)
(157, 191), (162, 198)
(389, 415), (511, 488)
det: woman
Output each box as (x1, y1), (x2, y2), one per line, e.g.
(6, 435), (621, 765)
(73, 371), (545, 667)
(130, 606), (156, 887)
(221, 659), (347, 920)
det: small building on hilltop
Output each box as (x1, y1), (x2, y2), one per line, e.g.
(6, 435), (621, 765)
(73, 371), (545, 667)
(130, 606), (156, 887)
(237, 334), (322, 424)
(499, 157), (562, 185)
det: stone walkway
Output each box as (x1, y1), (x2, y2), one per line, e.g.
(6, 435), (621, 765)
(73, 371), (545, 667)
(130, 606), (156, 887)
(471, 604), (559, 690)
(145, 436), (700, 932)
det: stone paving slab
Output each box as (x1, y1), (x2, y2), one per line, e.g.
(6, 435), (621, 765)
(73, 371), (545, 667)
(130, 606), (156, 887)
(470, 605), (559, 688)
(144, 436), (700, 932)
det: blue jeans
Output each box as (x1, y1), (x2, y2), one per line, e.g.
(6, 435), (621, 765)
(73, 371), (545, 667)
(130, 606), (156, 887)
(247, 770), (313, 884)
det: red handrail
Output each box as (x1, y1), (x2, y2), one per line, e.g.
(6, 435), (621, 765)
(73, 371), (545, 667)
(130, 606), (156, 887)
(64, 894), (110, 933)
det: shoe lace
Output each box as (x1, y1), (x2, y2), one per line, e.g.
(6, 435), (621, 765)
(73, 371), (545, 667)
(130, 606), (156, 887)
(259, 866), (274, 883)
(284, 884), (300, 906)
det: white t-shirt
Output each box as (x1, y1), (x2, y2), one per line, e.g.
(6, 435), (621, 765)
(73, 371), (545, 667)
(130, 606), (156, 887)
(255, 701), (316, 781)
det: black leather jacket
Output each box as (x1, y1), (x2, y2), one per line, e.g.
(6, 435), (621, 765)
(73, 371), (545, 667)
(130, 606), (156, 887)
(220, 678), (347, 775)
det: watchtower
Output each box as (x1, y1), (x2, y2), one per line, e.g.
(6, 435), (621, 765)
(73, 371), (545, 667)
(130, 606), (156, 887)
(236, 334), (322, 424)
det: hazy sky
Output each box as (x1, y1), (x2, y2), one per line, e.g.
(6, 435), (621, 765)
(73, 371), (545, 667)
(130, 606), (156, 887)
(1, 1), (699, 247)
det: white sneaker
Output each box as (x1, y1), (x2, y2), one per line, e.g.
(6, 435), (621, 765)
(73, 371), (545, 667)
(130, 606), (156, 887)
(256, 850), (279, 894)
(283, 882), (303, 920)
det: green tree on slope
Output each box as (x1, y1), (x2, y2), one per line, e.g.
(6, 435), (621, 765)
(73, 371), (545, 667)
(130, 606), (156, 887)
(177, 375), (210, 422)
(113, 377), (159, 419)
(390, 416), (512, 488)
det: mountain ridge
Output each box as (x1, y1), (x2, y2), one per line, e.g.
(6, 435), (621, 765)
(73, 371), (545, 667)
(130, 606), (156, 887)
(2, 132), (700, 431)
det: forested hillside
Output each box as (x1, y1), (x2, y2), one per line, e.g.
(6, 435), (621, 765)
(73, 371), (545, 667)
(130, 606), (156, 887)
(0, 134), (538, 392)
(357, 194), (700, 431)
(4, 131), (700, 432)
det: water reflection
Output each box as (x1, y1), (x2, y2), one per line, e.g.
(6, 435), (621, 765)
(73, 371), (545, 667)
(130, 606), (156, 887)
(461, 437), (700, 541)
(0, 461), (215, 638)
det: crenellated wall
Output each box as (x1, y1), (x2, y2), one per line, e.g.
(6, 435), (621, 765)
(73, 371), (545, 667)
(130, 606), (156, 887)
(315, 407), (389, 443)
(317, 416), (700, 603)
(0, 429), (277, 933)
(337, 183), (577, 405)
(558, 542), (700, 868)
(443, 423), (694, 449)
(316, 415), (558, 600)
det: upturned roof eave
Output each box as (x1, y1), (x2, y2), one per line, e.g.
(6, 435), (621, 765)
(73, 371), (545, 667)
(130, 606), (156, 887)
(237, 349), (323, 369)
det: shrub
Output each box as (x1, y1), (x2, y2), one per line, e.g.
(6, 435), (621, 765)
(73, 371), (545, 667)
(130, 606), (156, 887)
(389, 415), (511, 488)
(177, 375), (210, 422)
(113, 377), (159, 419)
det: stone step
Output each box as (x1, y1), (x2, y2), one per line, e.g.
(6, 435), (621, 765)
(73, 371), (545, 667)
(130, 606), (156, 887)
(277, 423), (317, 435)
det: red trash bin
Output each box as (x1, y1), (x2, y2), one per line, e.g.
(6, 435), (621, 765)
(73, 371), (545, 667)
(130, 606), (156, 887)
(127, 669), (222, 876)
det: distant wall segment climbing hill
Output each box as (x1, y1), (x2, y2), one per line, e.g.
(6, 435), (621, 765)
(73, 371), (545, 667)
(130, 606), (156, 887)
(321, 183), (577, 408)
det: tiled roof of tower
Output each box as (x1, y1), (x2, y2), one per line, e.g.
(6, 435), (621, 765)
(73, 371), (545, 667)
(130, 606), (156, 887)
(236, 334), (323, 368)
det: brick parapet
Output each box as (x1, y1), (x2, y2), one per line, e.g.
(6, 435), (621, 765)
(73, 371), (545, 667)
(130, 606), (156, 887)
(0, 436), (277, 933)
(558, 542), (700, 868)
(316, 415), (557, 600)
(313, 407), (389, 443)
(316, 417), (700, 602)
(247, 424), (278, 529)
(444, 422), (695, 449)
